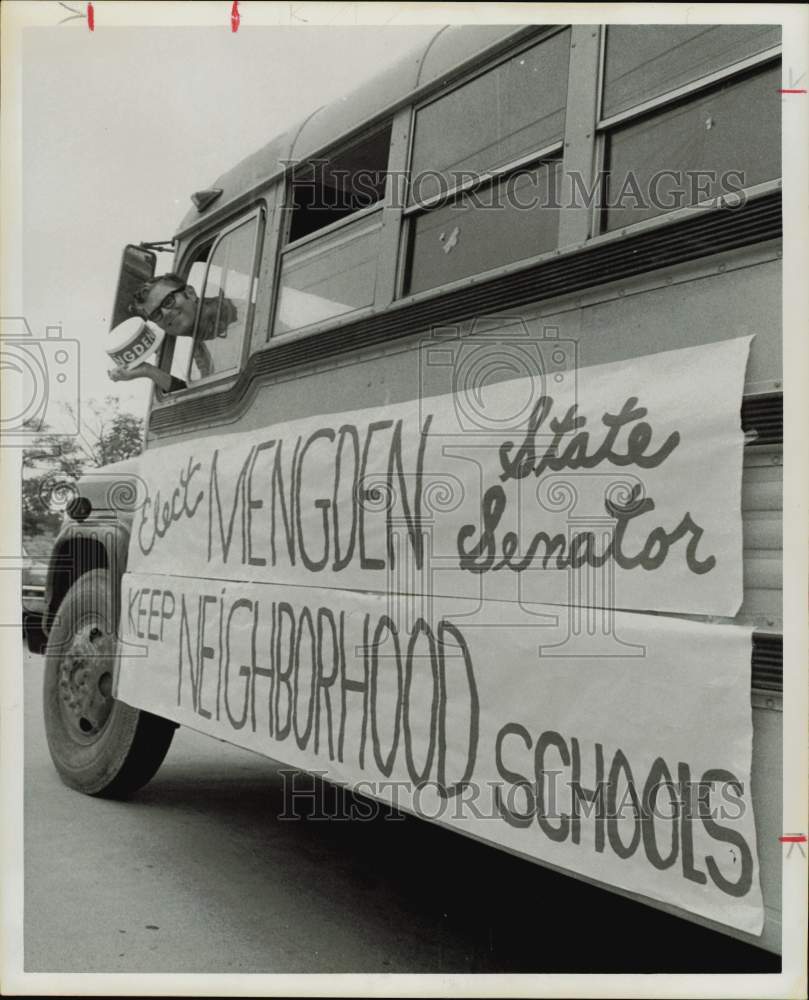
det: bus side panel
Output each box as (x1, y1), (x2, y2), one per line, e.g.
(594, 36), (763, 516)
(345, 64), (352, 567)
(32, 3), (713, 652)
(143, 248), (782, 952)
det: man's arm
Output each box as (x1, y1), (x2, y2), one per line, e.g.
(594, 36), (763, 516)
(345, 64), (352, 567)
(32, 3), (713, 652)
(108, 362), (185, 393)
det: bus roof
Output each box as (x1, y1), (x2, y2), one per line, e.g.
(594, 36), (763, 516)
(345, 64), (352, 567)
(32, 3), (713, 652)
(175, 24), (536, 238)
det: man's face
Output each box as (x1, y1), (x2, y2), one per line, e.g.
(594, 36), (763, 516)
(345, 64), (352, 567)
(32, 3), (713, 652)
(141, 278), (198, 338)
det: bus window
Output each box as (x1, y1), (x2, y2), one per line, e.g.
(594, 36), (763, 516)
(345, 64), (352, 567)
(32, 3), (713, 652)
(409, 29), (570, 205)
(405, 158), (561, 296)
(402, 29), (569, 296)
(288, 124), (390, 242)
(603, 65), (780, 231)
(187, 217), (259, 383)
(274, 124), (391, 334)
(169, 254), (209, 385)
(275, 212), (382, 334)
(602, 24), (782, 120)
(599, 26), (781, 232)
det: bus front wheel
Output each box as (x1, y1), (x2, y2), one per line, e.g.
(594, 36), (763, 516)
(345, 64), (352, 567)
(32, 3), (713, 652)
(43, 569), (176, 797)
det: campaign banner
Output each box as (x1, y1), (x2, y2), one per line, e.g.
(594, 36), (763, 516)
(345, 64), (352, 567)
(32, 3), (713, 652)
(116, 573), (763, 934)
(126, 337), (752, 617)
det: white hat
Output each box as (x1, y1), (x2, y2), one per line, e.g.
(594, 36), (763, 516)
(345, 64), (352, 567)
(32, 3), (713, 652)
(107, 318), (165, 371)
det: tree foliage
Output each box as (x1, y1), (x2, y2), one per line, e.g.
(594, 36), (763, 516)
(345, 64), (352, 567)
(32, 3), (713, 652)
(22, 397), (144, 538)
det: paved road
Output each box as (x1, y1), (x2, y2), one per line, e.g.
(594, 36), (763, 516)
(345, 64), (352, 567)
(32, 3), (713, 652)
(23, 648), (779, 975)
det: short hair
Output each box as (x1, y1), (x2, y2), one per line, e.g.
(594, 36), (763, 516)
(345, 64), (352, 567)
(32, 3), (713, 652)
(129, 272), (185, 317)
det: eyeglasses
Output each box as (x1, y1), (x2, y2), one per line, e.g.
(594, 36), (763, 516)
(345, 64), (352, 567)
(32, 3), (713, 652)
(147, 285), (187, 324)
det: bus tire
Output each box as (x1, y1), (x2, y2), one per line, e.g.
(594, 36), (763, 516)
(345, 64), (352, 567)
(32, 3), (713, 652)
(43, 568), (176, 798)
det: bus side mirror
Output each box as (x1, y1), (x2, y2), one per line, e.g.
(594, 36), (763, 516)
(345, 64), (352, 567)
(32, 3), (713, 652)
(110, 245), (156, 330)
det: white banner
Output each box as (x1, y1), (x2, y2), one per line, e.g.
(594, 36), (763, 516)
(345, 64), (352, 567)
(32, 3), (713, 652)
(126, 337), (752, 617)
(117, 336), (762, 933)
(116, 574), (763, 934)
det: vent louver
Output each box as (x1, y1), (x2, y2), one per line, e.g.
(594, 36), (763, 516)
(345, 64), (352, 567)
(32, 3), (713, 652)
(752, 633), (783, 693)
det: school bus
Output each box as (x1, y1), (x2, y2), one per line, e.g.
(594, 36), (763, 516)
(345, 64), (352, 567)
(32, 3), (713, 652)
(37, 25), (783, 955)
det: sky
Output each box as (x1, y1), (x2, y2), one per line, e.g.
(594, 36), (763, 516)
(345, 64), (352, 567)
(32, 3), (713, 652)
(21, 22), (438, 426)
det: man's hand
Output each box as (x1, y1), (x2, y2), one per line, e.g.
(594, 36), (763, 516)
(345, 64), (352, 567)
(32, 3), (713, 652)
(108, 362), (175, 393)
(108, 366), (140, 382)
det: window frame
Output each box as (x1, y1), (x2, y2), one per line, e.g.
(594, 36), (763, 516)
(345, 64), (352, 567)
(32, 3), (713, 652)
(402, 140), (565, 218)
(404, 25), (571, 213)
(398, 25), (571, 299)
(592, 30), (782, 237)
(281, 198), (384, 256)
(271, 120), (395, 339)
(272, 206), (386, 337)
(401, 152), (564, 298)
(403, 28), (571, 211)
(159, 205), (265, 397)
(283, 121), (392, 251)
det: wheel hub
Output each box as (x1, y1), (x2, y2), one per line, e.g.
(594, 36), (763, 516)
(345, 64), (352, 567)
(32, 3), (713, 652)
(57, 623), (114, 738)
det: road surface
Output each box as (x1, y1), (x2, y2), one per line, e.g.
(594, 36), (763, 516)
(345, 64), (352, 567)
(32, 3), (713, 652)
(22, 648), (779, 974)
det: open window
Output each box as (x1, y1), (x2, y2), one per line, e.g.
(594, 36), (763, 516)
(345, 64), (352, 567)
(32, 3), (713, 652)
(168, 211), (263, 388)
(274, 124), (391, 335)
(288, 125), (390, 242)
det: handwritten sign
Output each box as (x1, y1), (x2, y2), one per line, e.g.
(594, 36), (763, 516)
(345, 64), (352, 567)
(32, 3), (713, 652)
(117, 336), (763, 933)
(127, 337), (752, 616)
(117, 577), (763, 934)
